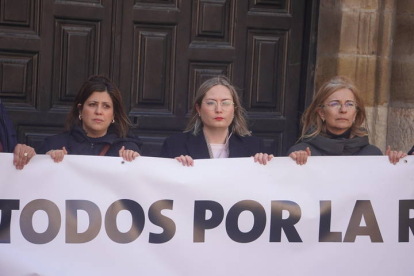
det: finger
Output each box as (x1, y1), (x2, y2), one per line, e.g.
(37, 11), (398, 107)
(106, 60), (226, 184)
(262, 153), (268, 165)
(62, 147), (68, 155)
(175, 155), (186, 166)
(385, 145), (391, 156)
(132, 152), (140, 160)
(306, 147), (311, 156)
(186, 155), (194, 167)
(257, 153), (264, 164)
(253, 153), (259, 163)
(289, 152), (297, 161)
(119, 146), (125, 156)
(302, 151), (309, 165)
(128, 150), (134, 162)
(268, 154), (274, 161)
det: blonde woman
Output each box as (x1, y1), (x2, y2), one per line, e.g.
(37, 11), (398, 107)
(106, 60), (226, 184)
(160, 76), (271, 166)
(288, 76), (406, 165)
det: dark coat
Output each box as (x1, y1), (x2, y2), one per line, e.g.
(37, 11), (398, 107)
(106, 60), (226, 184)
(0, 99), (17, 153)
(37, 126), (141, 157)
(160, 131), (265, 159)
(287, 134), (382, 156)
(408, 146), (414, 155)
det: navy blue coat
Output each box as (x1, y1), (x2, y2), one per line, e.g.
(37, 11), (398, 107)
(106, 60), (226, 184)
(160, 131), (264, 159)
(408, 146), (414, 155)
(37, 126), (141, 156)
(0, 99), (17, 152)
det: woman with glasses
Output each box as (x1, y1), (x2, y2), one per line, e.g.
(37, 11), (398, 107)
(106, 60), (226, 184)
(160, 76), (271, 166)
(287, 76), (406, 165)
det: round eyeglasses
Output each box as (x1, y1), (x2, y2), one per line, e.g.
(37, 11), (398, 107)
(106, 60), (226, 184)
(321, 102), (357, 110)
(202, 100), (234, 111)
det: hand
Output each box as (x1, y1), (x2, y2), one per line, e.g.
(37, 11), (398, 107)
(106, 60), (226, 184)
(385, 145), (407, 165)
(175, 155), (194, 167)
(13, 144), (36, 170)
(253, 153), (274, 165)
(119, 146), (140, 162)
(47, 147), (68, 163)
(289, 147), (311, 165)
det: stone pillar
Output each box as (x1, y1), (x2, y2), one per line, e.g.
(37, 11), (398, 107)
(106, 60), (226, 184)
(387, 0), (414, 153)
(316, 0), (396, 152)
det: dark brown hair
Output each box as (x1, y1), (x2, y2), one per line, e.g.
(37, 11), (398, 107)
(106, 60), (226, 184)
(65, 75), (131, 138)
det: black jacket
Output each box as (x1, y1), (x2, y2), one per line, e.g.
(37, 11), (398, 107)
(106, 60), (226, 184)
(37, 126), (141, 156)
(160, 131), (264, 159)
(287, 133), (382, 156)
(408, 146), (414, 155)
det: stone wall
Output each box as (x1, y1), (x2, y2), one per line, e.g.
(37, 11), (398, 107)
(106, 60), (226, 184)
(388, 1), (414, 152)
(316, 0), (413, 153)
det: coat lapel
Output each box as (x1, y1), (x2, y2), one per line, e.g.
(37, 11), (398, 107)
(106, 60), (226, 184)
(187, 132), (210, 159)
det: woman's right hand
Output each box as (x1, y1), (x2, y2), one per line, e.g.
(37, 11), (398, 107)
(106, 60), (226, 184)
(46, 147), (67, 163)
(175, 155), (194, 167)
(289, 147), (311, 165)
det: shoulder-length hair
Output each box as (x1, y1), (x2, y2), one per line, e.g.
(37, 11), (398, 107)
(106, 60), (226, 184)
(65, 75), (131, 138)
(185, 76), (251, 136)
(300, 76), (368, 140)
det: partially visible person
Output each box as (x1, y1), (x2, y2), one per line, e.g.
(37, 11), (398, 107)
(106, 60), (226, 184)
(287, 76), (405, 165)
(408, 146), (414, 155)
(38, 76), (141, 162)
(160, 76), (271, 166)
(1, 99), (36, 169)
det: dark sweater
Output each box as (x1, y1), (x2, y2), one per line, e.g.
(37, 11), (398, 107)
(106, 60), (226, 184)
(37, 126), (141, 156)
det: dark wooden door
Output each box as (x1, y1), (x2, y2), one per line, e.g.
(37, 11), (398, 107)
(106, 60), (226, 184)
(0, 0), (314, 156)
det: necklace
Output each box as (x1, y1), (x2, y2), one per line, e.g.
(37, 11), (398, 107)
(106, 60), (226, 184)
(203, 129), (232, 159)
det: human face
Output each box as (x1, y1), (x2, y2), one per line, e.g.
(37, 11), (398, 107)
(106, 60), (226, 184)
(79, 91), (114, 137)
(317, 88), (357, 135)
(196, 85), (235, 132)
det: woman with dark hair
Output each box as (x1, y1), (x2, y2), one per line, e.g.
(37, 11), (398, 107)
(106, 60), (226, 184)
(160, 76), (271, 166)
(287, 76), (406, 165)
(38, 76), (140, 162)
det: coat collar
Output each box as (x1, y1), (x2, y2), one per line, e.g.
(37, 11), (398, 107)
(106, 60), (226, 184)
(186, 131), (248, 158)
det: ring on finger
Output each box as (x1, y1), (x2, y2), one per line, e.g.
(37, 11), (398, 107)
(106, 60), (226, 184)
(23, 152), (28, 157)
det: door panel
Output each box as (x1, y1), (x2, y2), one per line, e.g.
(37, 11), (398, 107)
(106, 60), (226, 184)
(0, 0), (313, 157)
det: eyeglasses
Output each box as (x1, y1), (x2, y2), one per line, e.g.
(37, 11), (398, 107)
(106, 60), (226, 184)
(202, 100), (234, 111)
(321, 102), (357, 110)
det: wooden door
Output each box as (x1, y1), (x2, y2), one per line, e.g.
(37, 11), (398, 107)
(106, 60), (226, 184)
(118, 0), (308, 156)
(0, 0), (315, 156)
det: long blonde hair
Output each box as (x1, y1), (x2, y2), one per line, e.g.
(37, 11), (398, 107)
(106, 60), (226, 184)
(300, 76), (368, 140)
(185, 76), (251, 136)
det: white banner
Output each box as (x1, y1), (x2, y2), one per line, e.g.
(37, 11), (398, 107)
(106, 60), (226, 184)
(0, 153), (413, 276)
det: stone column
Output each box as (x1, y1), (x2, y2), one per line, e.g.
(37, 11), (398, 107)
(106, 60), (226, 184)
(316, 0), (396, 152)
(387, 1), (414, 153)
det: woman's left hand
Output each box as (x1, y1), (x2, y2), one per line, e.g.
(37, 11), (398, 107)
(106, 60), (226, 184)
(385, 145), (407, 165)
(119, 146), (140, 162)
(13, 144), (36, 170)
(253, 153), (274, 165)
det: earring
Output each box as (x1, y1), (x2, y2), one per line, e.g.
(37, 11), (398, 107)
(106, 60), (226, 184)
(198, 113), (201, 117)
(79, 115), (82, 120)
(322, 119), (325, 123)
(112, 119), (115, 124)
